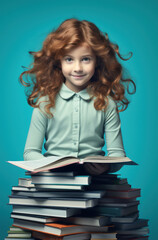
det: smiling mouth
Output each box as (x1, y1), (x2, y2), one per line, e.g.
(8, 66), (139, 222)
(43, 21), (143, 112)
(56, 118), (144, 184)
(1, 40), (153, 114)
(71, 75), (86, 77)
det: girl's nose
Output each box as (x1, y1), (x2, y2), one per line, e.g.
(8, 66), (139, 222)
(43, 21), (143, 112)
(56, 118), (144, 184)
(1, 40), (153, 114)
(74, 61), (83, 72)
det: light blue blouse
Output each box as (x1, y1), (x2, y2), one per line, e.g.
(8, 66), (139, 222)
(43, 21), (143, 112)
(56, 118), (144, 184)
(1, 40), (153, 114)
(23, 83), (126, 172)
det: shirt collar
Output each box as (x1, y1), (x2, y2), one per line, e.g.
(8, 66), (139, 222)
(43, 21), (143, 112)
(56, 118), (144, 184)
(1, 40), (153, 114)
(59, 83), (92, 100)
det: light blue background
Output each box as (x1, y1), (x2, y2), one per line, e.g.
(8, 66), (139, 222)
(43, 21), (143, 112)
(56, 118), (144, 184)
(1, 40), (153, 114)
(0, 0), (157, 239)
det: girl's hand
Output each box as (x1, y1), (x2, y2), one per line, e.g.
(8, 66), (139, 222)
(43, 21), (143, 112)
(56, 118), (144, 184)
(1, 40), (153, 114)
(83, 163), (110, 176)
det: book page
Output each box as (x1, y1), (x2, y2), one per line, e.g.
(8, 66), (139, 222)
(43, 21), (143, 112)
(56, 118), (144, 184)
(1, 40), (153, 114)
(83, 156), (137, 165)
(8, 155), (77, 171)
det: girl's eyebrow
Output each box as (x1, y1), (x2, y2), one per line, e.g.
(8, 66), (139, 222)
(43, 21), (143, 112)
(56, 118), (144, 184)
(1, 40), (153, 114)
(64, 54), (93, 57)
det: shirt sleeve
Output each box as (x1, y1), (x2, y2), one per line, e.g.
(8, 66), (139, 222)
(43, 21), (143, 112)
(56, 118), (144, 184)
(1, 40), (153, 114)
(23, 107), (48, 161)
(104, 97), (126, 172)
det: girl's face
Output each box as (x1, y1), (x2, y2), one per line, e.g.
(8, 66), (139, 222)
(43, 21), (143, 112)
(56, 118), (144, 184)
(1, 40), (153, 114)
(61, 43), (96, 92)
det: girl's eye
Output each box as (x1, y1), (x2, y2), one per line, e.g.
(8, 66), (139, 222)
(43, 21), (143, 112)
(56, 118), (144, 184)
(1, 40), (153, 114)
(65, 57), (73, 62)
(82, 57), (91, 62)
(64, 57), (91, 63)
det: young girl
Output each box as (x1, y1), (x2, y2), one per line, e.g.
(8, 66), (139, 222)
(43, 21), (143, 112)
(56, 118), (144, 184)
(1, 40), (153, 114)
(19, 18), (136, 175)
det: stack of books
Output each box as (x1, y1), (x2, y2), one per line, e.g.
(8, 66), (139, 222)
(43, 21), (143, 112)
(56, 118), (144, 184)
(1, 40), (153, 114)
(9, 171), (115, 239)
(86, 174), (149, 240)
(7, 155), (149, 240)
(4, 225), (35, 240)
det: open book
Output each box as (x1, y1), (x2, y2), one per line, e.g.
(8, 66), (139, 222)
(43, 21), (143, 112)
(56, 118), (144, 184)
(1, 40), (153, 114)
(7, 155), (137, 173)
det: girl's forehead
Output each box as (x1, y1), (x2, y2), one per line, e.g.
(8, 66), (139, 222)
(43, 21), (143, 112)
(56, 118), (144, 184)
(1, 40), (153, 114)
(64, 43), (94, 56)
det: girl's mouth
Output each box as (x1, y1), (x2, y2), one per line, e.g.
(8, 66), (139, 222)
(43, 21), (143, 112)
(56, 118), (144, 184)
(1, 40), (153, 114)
(71, 74), (86, 78)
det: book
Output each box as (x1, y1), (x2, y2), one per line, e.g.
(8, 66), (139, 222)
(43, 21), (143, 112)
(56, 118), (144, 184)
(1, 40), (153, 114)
(7, 227), (32, 236)
(5, 225), (34, 240)
(7, 232), (32, 238)
(12, 184), (84, 191)
(105, 188), (141, 199)
(90, 204), (139, 217)
(8, 229), (31, 234)
(32, 231), (91, 240)
(117, 236), (149, 240)
(61, 215), (110, 227)
(37, 184), (85, 190)
(11, 213), (110, 227)
(91, 238), (117, 239)
(114, 219), (148, 230)
(91, 177), (128, 185)
(11, 212), (59, 223)
(96, 173), (120, 178)
(8, 226), (28, 232)
(26, 170), (78, 176)
(91, 232), (117, 239)
(98, 200), (140, 207)
(93, 197), (137, 203)
(8, 155), (137, 173)
(9, 195), (98, 208)
(91, 239), (117, 240)
(116, 227), (149, 235)
(12, 189), (106, 199)
(12, 205), (81, 218)
(13, 219), (110, 236)
(18, 178), (35, 187)
(111, 212), (139, 223)
(31, 175), (91, 185)
(88, 183), (131, 191)
(12, 186), (38, 191)
(5, 239), (35, 240)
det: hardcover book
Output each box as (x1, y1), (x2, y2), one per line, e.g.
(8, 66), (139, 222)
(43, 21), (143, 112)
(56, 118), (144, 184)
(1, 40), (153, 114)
(8, 155), (137, 173)
(9, 195), (98, 208)
(32, 231), (91, 240)
(13, 219), (110, 236)
(12, 205), (81, 218)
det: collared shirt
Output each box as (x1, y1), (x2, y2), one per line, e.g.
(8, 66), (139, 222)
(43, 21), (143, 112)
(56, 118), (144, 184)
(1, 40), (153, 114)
(23, 83), (125, 172)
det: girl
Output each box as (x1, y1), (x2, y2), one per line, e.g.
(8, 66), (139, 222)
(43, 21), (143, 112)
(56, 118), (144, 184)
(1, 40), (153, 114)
(19, 18), (136, 175)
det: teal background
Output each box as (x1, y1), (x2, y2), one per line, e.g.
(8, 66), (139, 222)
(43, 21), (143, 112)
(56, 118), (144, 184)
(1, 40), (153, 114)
(0, 0), (157, 239)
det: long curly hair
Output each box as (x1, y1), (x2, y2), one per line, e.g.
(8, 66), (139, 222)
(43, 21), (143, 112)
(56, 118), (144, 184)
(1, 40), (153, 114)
(19, 18), (136, 117)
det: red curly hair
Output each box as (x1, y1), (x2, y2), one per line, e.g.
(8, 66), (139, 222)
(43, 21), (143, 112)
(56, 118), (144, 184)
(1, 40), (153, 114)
(19, 18), (136, 117)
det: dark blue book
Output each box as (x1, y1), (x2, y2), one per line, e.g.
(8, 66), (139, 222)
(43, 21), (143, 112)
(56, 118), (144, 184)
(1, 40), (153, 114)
(115, 219), (149, 230)
(89, 203), (139, 217)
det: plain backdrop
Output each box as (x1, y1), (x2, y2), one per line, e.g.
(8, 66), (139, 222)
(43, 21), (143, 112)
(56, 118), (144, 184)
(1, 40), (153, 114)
(0, 0), (158, 239)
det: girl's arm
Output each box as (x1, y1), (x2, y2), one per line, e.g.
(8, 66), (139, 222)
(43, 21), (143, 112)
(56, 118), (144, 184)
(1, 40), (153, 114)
(104, 97), (126, 172)
(83, 97), (125, 175)
(23, 107), (47, 161)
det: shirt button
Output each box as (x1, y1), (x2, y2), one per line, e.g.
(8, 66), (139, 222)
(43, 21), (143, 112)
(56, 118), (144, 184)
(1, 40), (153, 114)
(75, 124), (78, 128)
(76, 95), (79, 98)
(75, 108), (78, 112)
(74, 142), (77, 145)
